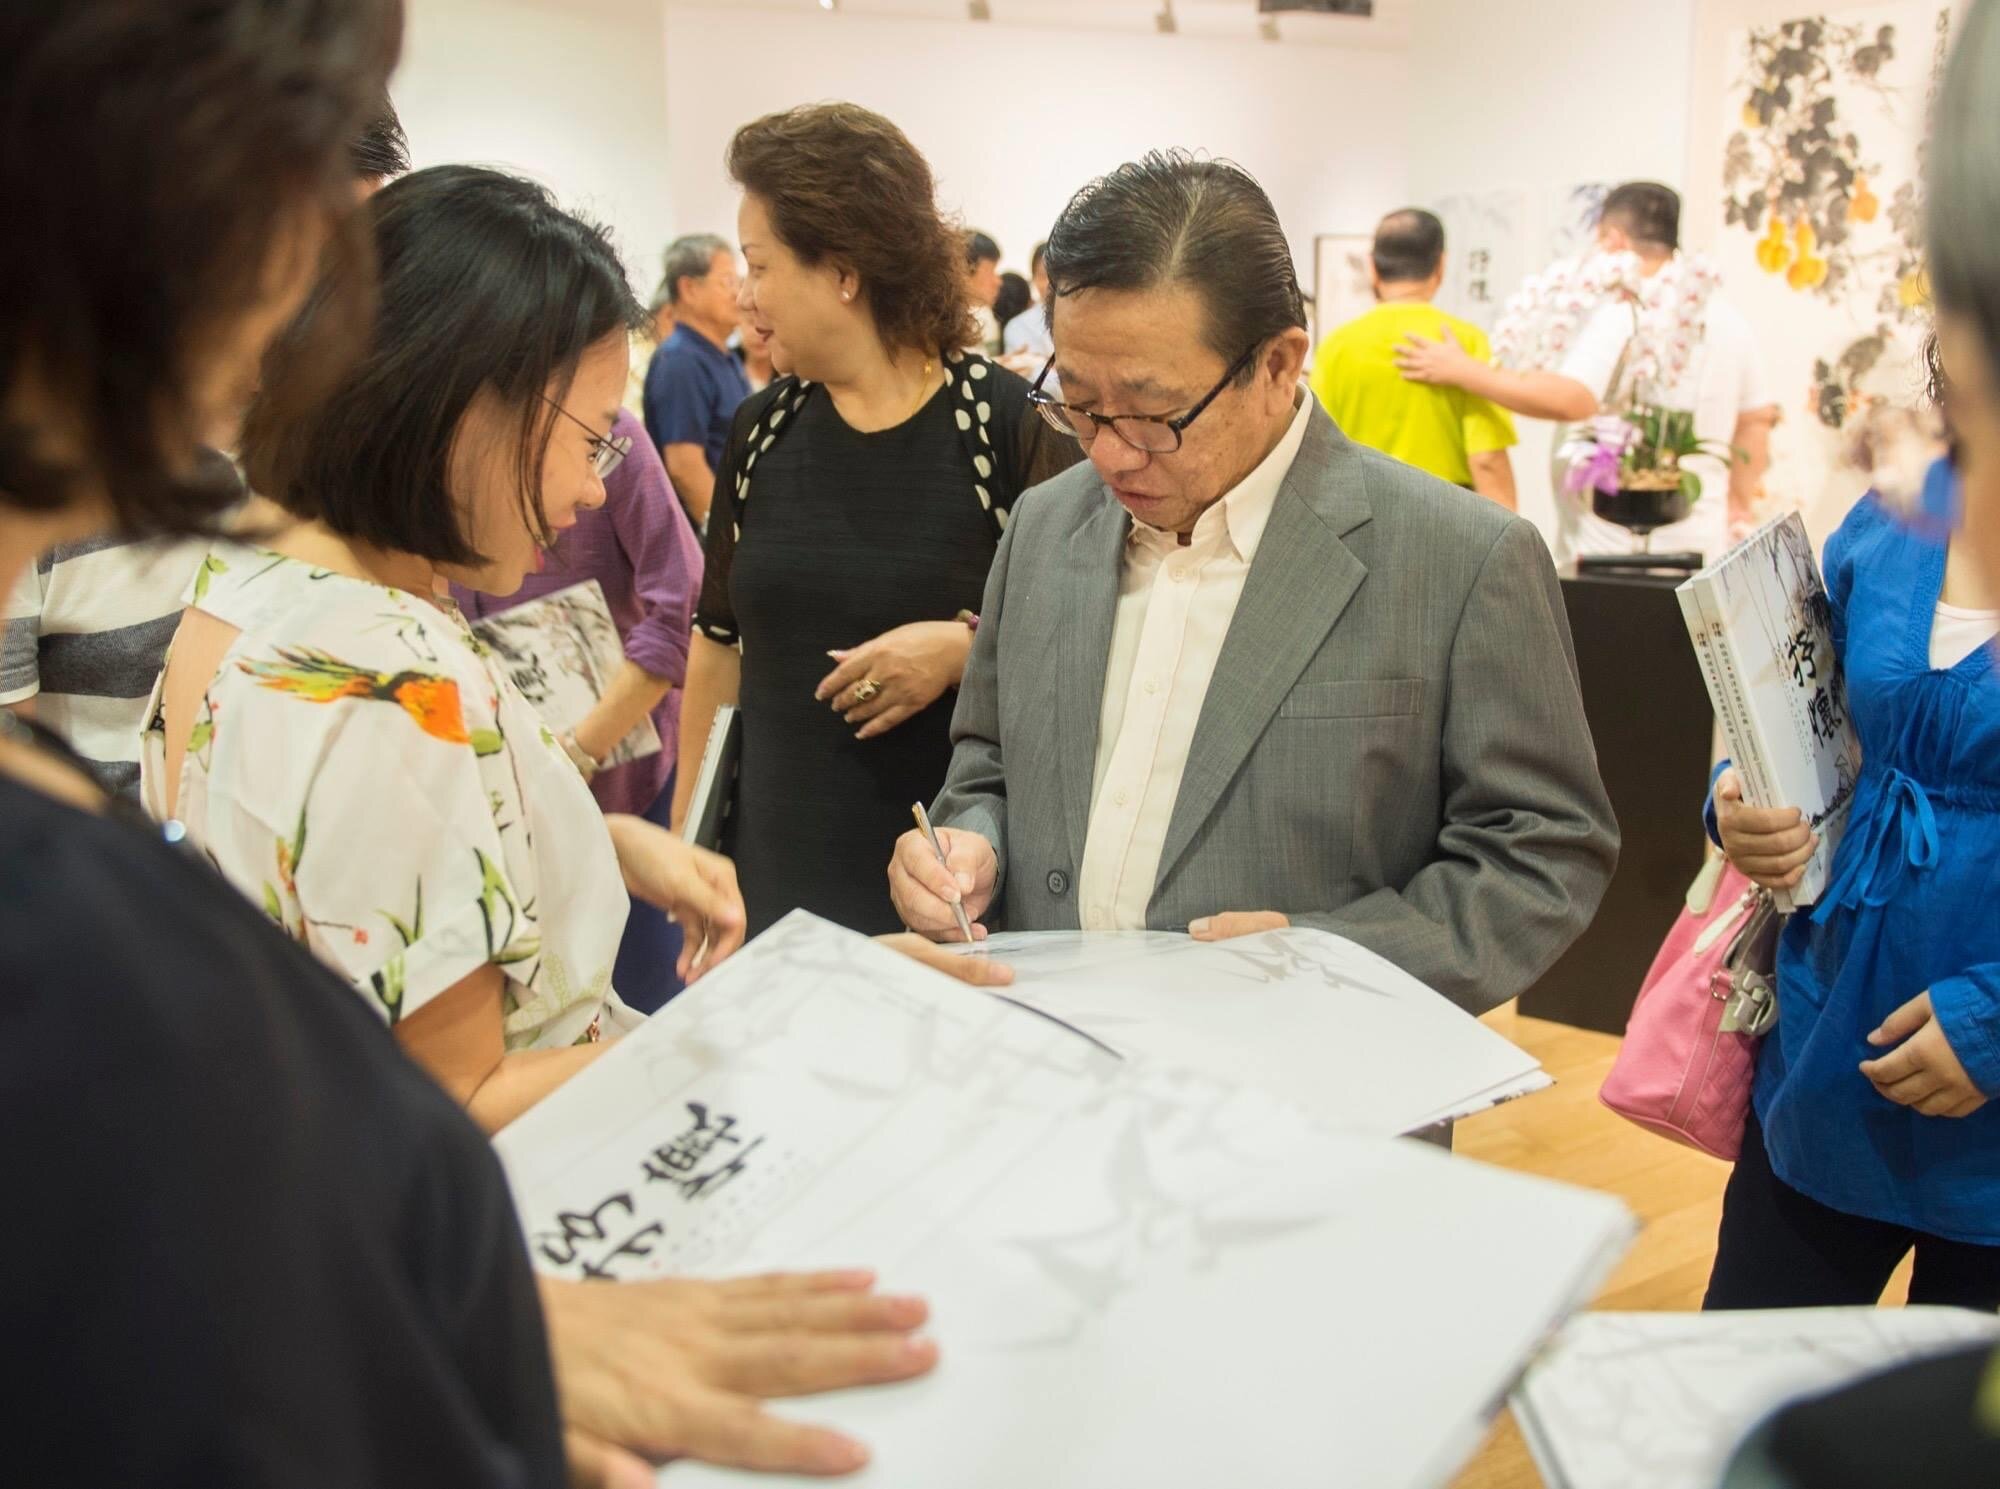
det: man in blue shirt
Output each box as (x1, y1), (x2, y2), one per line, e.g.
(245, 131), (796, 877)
(643, 233), (751, 529)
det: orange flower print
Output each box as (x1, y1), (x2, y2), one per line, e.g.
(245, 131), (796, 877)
(1755, 214), (1792, 275)
(1848, 174), (1879, 223)
(240, 647), (471, 745)
(1785, 215), (1828, 291)
(389, 674), (472, 745)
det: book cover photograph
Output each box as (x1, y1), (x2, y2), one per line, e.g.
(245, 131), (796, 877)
(470, 578), (662, 770)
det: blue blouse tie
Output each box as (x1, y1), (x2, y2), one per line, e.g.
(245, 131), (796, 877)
(1812, 767), (1939, 923)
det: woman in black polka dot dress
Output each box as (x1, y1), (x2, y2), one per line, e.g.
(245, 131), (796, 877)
(675, 103), (1077, 937)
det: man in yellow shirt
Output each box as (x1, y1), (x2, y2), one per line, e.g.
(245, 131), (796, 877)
(1309, 209), (1517, 508)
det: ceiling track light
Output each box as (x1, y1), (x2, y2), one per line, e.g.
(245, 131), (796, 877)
(967, 0), (991, 17)
(1155, 1), (1177, 33)
(818, 0), (836, 10)
(1259, 14), (1280, 40)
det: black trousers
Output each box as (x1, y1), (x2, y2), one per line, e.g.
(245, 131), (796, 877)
(1704, 1111), (2000, 1310)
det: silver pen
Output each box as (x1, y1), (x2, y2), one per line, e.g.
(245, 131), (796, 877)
(911, 801), (976, 944)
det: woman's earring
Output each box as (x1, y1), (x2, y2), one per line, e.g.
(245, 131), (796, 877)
(841, 290), (852, 302)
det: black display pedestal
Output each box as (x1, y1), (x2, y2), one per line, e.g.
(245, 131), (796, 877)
(1518, 569), (1714, 1035)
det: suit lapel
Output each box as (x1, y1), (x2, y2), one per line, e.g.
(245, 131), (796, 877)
(1057, 495), (1130, 873)
(1153, 409), (1373, 892)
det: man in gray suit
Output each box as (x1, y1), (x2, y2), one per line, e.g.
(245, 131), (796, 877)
(888, 151), (1617, 1012)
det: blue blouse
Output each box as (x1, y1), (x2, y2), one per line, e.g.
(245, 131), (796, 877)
(1714, 464), (2000, 1243)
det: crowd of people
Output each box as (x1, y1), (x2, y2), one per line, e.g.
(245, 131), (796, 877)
(5, 0), (2000, 1483)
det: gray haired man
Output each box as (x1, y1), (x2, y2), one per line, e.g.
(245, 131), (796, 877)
(642, 232), (749, 528)
(888, 150), (1618, 1013)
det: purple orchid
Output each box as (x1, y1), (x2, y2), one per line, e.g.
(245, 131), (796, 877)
(1562, 415), (1640, 496)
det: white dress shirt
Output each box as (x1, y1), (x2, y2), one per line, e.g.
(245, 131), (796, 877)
(1078, 387), (1316, 931)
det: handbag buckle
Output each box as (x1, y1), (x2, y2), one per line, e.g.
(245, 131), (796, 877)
(1716, 890), (1782, 1038)
(1721, 972), (1778, 1036)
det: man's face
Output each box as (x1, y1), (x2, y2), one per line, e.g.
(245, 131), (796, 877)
(1940, 311), (2000, 601)
(1048, 283), (1307, 536)
(687, 249), (741, 332)
(968, 257), (1002, 308)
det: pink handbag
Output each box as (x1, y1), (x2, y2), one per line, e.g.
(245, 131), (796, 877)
(1599, 859), (1782, 1162)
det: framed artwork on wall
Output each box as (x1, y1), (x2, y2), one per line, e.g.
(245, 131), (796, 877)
(1312, 233), (1375, 351)
(1710, 4), (1954, 543)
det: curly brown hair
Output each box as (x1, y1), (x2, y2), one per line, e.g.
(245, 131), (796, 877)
(727, 103), (975, 358)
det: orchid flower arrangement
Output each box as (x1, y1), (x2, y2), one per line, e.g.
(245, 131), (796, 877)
(1559, 405), (1738, 502)
(1494, 246), (1732, 504)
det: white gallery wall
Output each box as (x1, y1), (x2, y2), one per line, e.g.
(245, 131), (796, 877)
(383, 0), (1953, 548)
(392, 0), (675, 287)
(661, 2), (1410, 298)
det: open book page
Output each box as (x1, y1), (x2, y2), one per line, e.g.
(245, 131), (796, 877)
(495, 913), (1633, 1489)
(1514, 1307), (2000, 1489)
(955, 928), (1551, 1135)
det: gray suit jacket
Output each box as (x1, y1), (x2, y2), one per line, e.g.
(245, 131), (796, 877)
(931, 402), (1619, 1013)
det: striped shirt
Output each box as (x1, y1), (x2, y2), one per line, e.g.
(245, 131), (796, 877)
(2, 535), (207, 798)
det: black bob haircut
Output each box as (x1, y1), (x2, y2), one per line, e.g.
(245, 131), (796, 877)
(1043, 149), (1306, 380)
(241, 165), (642, 566)
(1372, 209), (1445, 284)
(966, 230), (1001, 267)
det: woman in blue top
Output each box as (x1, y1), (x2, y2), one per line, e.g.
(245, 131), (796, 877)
(1704, 445), (2000, 1309)
(1715, 8), (2000, 1484)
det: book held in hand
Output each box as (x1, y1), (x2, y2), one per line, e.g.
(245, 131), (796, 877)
(680, 704), (741, 851)
(468, 579), (660, 770)
(1676, 513), (1860, 910)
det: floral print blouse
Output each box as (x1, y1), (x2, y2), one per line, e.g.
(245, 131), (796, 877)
(141, 546), (636, 1050)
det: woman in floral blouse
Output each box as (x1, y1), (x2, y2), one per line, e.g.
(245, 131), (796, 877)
(142, 167), (746, 1131)
(144, 166), (1005, 1131)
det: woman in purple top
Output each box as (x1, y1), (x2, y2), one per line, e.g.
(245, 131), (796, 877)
(453, 407), (703, 1011)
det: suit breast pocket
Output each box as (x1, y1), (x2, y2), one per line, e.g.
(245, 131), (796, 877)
(1252, 677), (1431, 895)
(1277, 678), (1425, 720)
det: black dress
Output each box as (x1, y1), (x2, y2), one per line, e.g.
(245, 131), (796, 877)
(697, 353), (1078, 937)
(1, 754), (564, 1487)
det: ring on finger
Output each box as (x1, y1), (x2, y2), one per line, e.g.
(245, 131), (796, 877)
(851, 678), (882, 705)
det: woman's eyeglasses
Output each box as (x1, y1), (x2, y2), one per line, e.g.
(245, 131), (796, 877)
(543, 397), (633, 478)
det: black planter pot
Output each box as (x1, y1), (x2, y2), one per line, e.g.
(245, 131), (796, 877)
(1593, 485), (1693, 536)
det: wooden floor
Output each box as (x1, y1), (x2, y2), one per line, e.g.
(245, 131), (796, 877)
(1444, 1004), (1910, 1489)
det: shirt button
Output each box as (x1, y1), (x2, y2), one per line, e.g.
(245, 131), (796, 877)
(1114, 789), (1130, 807)
(1047, 870), (1069, 896)
(1144, 677), (1160, 695)
(1170, 566), (1190, 583)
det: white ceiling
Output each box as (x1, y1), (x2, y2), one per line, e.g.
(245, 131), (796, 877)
(672, 0), (1412, 48)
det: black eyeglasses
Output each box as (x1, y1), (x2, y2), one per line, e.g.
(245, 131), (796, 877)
(1027, 344), (1260, 455)
(543, 397), (632, 478)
